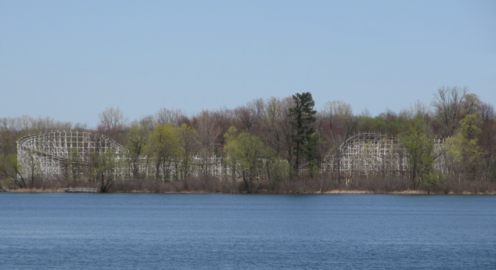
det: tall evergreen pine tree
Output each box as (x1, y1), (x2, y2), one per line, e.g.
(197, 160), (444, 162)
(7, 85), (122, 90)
(288, 92), (317, 174)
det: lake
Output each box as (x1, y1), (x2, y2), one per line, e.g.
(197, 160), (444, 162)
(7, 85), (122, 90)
(1, 193), (495, 269)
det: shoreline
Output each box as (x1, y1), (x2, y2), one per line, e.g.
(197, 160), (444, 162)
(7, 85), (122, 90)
(2, 188), (495, 195)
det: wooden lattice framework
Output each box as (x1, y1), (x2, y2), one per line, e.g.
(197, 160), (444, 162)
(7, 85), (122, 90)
(17, 131), (124, 178)
(17, 131), (448, 181)
(319, 133), (447, 177)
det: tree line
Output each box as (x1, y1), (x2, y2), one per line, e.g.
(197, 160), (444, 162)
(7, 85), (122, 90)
(1, 86), (495, 193)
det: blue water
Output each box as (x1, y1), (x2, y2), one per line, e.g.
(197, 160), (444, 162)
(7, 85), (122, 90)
(0, 194), (495, 269)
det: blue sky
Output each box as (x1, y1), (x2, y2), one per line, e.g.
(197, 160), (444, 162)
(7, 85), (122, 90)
(1, 0), (495, 127)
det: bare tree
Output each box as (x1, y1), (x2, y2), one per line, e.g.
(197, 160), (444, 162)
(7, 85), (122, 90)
(432, 87), (467, 137)
(156, 108), (186, 127)
(234, 99), (265, 134)
(479, 102), (496, 180)
(177, 124), (200, 178)
(401, 100), (431, 120)
(280, 96), (296, 165)
(235, 106), (255, 131)
(137, 115), (157, 131)
(0, 154), (27, 188)
(248, 98), (266, 131)
(97, 107), (128, 140)
(480, 102), (495, 122)
(320, 101), (358, 183)
(261, 97), (285, 156)
(125, 125), (149, 180)
(213, 108), (237, 147)
(193, 110), (220, 157)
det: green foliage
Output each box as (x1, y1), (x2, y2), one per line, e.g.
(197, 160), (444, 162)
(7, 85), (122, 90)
(121, 123), (198, 181)
(399, 118), (435, 190)
(156, 125), (182, 158)
(446, 113), (485, 178)
(177, 123), (198, 150)
(0, 124), (15, 155)
(422, 171), (448, 194)
(150, 124), (184, 158)
(265, 158), (290, 184)
(125, 125), (149, 179)
(303, 132), (319, 176)
(88, 149), (121, 192)
(288, 92), (317, 172)
(92, 150), (117, 176)
(1, 88), (494, 192)
(223, 126), (239, 180)
(223, 127), (274, 192)
(176, 123), (198, 179)
(357, 115), (409, 135)
(226, 131), (267, 179)
(126, 126), (148, 156)
(149, 123), (186, 180)
(224, 126), (238, 146)
(0, 154), (27, 188)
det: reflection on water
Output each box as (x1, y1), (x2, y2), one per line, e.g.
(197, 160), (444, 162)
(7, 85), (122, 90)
(1, 194), (495, 269)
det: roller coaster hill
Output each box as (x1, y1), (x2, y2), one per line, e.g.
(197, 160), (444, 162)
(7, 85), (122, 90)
(16, 131), (448, 181)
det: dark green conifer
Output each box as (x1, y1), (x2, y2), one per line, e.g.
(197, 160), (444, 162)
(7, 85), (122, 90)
(288, 92), (317, 174)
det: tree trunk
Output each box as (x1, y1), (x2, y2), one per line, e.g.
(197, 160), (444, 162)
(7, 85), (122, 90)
(242, 172), (250, 193)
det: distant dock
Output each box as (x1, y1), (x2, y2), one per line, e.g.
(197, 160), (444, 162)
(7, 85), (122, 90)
(65, 187), (98, 193)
